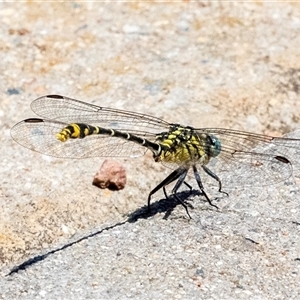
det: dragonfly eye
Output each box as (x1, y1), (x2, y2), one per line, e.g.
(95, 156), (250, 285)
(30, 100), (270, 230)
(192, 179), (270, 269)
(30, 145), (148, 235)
(208, 135), (221, 157)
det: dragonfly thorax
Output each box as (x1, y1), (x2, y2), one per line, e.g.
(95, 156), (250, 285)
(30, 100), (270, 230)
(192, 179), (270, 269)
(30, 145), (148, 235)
(153, 125), (220, 166)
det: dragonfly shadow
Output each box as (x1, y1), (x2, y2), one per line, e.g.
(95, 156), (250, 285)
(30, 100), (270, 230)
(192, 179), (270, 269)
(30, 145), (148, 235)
(6, 189), (210, 276)
(127, 189), (203, 222)
(6, 190), (201, 276)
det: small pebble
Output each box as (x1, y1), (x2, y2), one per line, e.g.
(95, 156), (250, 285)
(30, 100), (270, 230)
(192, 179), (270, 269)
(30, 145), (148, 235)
(93, 159), (127, 191)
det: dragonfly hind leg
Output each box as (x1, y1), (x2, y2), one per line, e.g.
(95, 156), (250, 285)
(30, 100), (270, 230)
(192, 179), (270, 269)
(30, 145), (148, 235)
(147, 167), (193, 218)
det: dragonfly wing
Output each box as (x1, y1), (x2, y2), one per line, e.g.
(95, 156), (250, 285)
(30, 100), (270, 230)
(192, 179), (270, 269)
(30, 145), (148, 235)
(195, 128), (296, 187)
(207, 151), (293, 187)
(30, 95), (169, 133)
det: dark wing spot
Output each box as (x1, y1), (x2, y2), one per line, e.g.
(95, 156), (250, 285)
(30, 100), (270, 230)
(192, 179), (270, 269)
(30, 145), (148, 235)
(275, 155), (290, 164)
(46, 95), (64, 99)
(24, 118), (44, 123)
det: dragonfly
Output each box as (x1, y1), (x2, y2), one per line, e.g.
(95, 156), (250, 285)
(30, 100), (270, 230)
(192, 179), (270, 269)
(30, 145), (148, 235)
(10, 95), (300, 218)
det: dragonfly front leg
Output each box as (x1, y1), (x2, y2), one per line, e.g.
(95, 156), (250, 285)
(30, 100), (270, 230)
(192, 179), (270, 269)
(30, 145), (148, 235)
(193, 165), (219, 209)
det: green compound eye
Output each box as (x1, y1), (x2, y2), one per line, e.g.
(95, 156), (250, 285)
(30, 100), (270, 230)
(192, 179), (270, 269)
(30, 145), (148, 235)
(208, 135), (221, 157)
(11, 94), (298, 218)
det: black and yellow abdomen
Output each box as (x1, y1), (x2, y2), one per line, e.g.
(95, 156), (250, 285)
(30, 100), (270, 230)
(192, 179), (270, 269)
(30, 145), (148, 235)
(56, 122), (161, 154)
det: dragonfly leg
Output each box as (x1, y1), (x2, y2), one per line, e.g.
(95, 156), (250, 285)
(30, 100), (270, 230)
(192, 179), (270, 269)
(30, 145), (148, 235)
(164, 181), (192, 198)
(193, 165), (219, 209)
(169, 168), (193, 218)
(202, 165), (229, 196)
(183, 181), (193, 190)
(148, 167), (192, 218)
(148, 168), (183, 210)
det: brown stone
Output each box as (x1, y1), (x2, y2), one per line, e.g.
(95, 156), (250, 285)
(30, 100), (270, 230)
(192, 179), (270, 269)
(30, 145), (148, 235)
(93, 159), (127, 191)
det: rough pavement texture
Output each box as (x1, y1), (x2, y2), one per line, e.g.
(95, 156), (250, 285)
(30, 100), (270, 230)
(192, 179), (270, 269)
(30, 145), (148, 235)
(1, 2), (300, 299)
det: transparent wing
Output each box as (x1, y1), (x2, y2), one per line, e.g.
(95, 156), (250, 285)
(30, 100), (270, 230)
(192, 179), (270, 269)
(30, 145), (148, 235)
(194, 128), (300, 187)
(30, 95), (170, 134)
(10, 118), (158, 159)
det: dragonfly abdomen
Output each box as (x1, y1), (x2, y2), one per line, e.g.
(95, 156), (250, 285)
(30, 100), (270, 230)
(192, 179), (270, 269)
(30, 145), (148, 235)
(56, 123), (161, 154)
